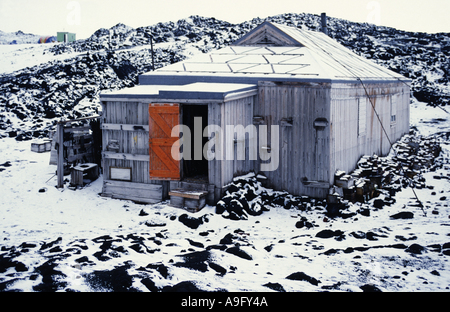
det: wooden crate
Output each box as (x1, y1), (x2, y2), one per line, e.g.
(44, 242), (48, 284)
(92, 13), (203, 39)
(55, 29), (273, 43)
(169, 189), (209, 212)
(71, 163), (99, 186)
(31, 140), (52, 153)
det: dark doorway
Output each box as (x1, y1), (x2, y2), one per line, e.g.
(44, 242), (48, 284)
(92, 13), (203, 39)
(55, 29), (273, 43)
(182, 104), (208, 182)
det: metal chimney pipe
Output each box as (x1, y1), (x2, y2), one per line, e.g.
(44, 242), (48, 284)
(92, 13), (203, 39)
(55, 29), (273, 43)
(321, 13), (328, 35)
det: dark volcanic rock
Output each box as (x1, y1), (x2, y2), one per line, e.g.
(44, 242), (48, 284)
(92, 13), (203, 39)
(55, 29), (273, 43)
(373, 199), (385, 209)
(85, 263), (138, 292)
(295, 217), (315, 229)
(365, 231), (387, 241)
(92, 235), (116, 243)
(225, 246), (253, 260)
(146, 263), (170, 279)
(39, 237), (62, 251)
(390, 211), (414, 219)
(360, 284), (382, 292)
(141, 277), (159, 292)
(33, 259), (67, 292)
(145, 220), (166, 227)
(219, 233), (237, 245)
(430, 270), (440, 276)
(263, 282), (286, 292)
(139, 209), (149, 216)
(323, 248), (339, 255)
(208, 262), (227, 275)
(75, 256), (90, 263)
(0, 254), (19, 273)
(315, 229), (345, 239)
(286, 271), (321, 286)
(350, 231), (367, 239)
(186, 238), (204, 248)
(14, 261), (28, 272)
(174, 250), (211, 272)
(162, 280), (205, 292)
(178, 213), (204, 229)
(48, 246), (63, 253)
(405, 243), (427, 254)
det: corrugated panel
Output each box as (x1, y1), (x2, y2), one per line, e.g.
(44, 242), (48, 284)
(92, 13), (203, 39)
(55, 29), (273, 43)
(358, 98), (367, 136)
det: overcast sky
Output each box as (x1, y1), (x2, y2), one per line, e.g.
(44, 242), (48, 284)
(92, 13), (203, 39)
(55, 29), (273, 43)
(0, 0), (449, 39)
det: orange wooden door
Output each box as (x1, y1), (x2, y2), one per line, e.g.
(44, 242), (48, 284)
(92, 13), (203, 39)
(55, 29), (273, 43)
(149, 103), (180, 180)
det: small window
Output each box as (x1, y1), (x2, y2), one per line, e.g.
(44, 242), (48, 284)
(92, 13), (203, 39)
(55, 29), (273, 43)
(390, 95), (397, 124)
(358, 98), (366, 136)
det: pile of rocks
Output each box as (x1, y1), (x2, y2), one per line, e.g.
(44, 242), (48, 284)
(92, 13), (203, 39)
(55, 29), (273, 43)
(332, 131), (445, 204)
(216, 173), (325, 220)
(217, 131), (446, 220)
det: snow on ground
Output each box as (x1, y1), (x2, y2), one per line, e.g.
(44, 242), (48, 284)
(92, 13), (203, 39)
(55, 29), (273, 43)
(0, 100), (450, 292)
(0, 43), (85, 75)
(0, 39), (201, 77)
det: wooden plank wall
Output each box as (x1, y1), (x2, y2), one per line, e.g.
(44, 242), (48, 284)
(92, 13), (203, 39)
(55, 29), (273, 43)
(101, 100), (247, 204)
(218, 95), (258, 189)
(101, 100), (169, 203)
(329, 82), (410, 177)
(255, 81), (331, 198)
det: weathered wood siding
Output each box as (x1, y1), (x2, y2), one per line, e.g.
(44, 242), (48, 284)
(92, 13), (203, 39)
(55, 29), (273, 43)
(218, 95), (258, 189)
(101, 97), (256, 204)
(101, 100), (169, 203)
(329, 82), (410, 177)
(255, 81), (331, 198)
(101, 81), (409, 203)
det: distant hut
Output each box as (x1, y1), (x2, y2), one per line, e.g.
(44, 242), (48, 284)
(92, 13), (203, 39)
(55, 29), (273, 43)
(99, 21), (410, 205)
(57, 32), (76, 43)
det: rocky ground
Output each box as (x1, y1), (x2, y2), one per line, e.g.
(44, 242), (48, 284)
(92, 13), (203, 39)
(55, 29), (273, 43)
(0, 117), (449, 291)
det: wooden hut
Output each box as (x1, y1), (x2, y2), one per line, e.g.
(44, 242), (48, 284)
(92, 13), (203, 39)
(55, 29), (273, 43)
(99, 21), (410, 205)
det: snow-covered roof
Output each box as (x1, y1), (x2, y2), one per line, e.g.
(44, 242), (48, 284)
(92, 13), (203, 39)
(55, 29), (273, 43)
(100, 82), (257, 101)
(139, 21), (408, 85)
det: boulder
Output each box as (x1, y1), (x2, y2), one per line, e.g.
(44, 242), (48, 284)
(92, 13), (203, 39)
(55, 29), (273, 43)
(315, 229), (345, 239)
(178, 213), (204, 229)
(162, 281), (204, 292)
(263, 282), (286, 292)
(390, 211), (414, 219)
(360, 284), (382, 292)
(405, 243), (426, 255)
(225, 246), (253, 260)
(286, 271), (321, 286)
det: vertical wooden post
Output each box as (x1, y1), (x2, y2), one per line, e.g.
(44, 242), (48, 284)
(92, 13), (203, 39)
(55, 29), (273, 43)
(57, 123), (64, 188)
(150, 36), (155, 71)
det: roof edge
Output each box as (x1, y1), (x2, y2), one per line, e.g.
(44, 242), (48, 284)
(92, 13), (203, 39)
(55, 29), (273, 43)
(232, 21), (303, 47)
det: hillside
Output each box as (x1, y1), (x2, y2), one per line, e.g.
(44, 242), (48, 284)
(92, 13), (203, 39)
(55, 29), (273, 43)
(0, 13), (449, 140)
(0, 30), (42, 45)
